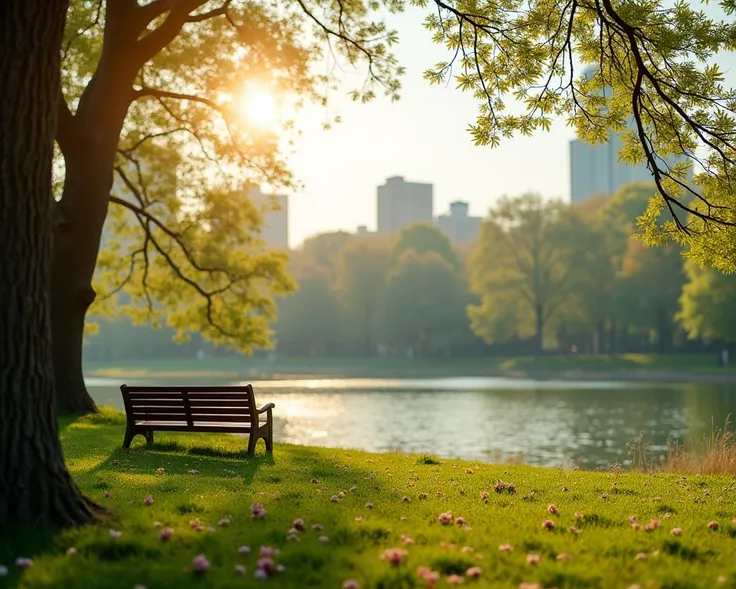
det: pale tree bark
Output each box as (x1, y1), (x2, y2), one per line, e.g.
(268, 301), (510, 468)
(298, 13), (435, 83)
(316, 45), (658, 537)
(0, 0), (99, 525)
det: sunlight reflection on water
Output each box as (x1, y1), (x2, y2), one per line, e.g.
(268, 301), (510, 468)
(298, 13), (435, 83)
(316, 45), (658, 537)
(86, 375), (735, 468)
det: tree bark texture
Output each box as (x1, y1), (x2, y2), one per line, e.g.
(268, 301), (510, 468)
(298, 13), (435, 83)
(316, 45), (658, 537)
(0, 0), (98, 526)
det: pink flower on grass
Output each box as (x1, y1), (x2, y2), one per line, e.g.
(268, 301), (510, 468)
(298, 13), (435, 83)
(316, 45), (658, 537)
(630, 522), (641, 531)
(255, 569), (268, 580)
(144, 495), (154, 506)
(238, 546), (251, 555)
(218, 517), (231, 527)
(547, 504), (558, 515)
(526, 553), (541, 565)
(447, 574), (465, 584)
(438, 511), (453, 525)
(635, 553), (647, 561)
(466, 566), (483, 579)
(670, 527), (683, 537)
(158, 527), (174, 541)
(381, 548), (408, 566)
(574, 512), (583, 520)
(235, 565), (246, 576)
(250, 503), (267, 519)
(417, 567), (440, 584)
(708, 521), (720, 530)
(542, 520), (555, 530)
(293, 518), (305, 531)
(257, 557), (275, 575)
(365, 502), (374, 510)
(461, 546), (474, 554)
(556, 553), (572, 562)
(312, 523), (324, 531)
(455, 516), (467, 526)
(319, 535), (330, 543)
(499, 544), (513, 552)
(66, 547), (77, 556)
(649, 519), (661, 529)
(342, 580), (360, 589)
(109, 529), (122, 539)
(418, 492), (428, 500)
(103, 491), (111, 498)
(259, 546), (279, 558)
(192, 554), (210, 573)
(480, 492), (489, 503)
(14, 558), (33, 569)
(401, 534), (415, 545)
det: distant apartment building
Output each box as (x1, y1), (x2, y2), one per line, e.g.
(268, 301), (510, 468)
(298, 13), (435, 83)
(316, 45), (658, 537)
(376, 176), (433, 235)
(355, 225), (376, 237)
(569, 65), (693, 204)
(248, 185), (289, 250)
(436, 201), (482, 244)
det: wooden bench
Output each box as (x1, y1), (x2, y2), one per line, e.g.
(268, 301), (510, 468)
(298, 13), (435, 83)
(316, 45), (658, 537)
(120, 384), (275, 454)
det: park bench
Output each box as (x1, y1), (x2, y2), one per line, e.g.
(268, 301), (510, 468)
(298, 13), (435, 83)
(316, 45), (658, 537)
(120, 384), (275, 454)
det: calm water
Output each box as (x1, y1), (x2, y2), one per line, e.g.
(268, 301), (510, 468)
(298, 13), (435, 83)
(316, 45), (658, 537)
(88, 376), (736, 468)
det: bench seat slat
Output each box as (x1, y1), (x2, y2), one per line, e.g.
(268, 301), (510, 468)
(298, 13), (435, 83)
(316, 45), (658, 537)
(127, 399), (188, 407)
(128, 405), (186, 414)
(124, 386), (252, 393)
(134, 414), (255, 423)
(135, 421), (266, 433)
(126, 392), (187, 399)
(183, 406), (252, 415)
(186, 393), (250, 400)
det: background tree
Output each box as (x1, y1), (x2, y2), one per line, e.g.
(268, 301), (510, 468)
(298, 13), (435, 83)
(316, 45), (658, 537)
(384, 251), (467, 357)
(678, 261), (736, 344)
(55, 0), (402, 414)
(468, 194), (585, 353)
(393, 223), (460, 271)
(275, 265), (342, 356)
(0, 0), (99, 526)
(336, 239), (391, 356)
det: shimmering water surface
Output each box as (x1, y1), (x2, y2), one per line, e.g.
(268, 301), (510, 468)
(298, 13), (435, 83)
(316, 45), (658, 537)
(87, 376), (736, 468)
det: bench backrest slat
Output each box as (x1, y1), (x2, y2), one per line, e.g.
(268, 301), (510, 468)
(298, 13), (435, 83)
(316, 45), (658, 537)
(121, 384), (257, 425)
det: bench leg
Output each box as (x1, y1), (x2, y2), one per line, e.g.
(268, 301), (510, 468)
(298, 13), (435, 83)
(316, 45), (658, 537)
(247, 432), (258, 455)
(264, 424), (273, 453)
(144, 430), (154, 445)
(123, 425), (135, 449)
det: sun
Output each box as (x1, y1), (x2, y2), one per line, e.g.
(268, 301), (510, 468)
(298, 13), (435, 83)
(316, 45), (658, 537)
(240, 85), (278, 129)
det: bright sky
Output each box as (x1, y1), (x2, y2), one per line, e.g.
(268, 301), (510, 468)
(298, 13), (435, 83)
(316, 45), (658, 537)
(282, 3), (735, 247)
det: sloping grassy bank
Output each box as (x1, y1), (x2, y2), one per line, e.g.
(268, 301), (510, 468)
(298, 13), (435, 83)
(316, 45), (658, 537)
(2, 408), (735, 588)
(84, 353), (736, 382)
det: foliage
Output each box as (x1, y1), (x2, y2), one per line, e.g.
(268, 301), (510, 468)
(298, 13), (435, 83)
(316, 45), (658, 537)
(60, 0), (405, 355)
(468, 194), (585, 351)
(679, 261), (736, 342)
(392, 223), (460, 271)
(419, 0), (736, 269)
(3, 409), (736, 587)
(384, 250), (468, 355)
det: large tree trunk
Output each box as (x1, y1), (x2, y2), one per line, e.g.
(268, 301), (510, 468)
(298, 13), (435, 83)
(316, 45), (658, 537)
(0, 0), (99, 526)
(51, 161), (111, 414)
(52, 40), (136, 414)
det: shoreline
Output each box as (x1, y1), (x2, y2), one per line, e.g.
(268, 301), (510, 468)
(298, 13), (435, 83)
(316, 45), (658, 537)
(84, 357), (736, 384)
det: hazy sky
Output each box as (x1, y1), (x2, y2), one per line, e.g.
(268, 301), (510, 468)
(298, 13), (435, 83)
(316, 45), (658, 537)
(282, 3), (734, 247)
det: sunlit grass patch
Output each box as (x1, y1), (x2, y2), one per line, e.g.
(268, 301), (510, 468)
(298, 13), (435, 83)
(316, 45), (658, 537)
(1, 409), (736, 588)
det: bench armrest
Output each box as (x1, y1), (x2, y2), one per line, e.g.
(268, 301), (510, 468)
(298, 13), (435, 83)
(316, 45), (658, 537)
(256, 402), (275, 414)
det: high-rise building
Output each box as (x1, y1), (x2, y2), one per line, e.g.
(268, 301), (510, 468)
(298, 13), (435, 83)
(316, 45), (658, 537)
(436, 201), (482, 244)
(248, 185), (289, 250)
(376, 176), (433, 235)
(569, 66), (692, 204)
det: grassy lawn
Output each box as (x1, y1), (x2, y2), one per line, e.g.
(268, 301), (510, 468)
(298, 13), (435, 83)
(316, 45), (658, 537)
(83, 353), (736, 381)
(2, 409), (736, 588)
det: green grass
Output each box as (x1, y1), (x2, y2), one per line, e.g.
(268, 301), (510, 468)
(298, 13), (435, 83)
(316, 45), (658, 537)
(84, 353), (736, 381)
(2, 409), (736, 588)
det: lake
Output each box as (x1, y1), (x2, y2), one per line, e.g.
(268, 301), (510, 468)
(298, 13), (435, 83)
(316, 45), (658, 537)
(87, 376), (736, 469)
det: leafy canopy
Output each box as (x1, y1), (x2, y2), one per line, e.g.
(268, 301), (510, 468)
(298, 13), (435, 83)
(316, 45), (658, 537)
(60, 0), (404, 351)
(419, 0), (736, 270)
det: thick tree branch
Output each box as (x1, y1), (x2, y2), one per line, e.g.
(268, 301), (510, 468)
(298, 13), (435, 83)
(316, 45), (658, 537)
(134, 0), (209, 66)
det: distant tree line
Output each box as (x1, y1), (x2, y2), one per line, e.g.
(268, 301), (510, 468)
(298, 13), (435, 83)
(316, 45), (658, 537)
(85, 181), (736, 361)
